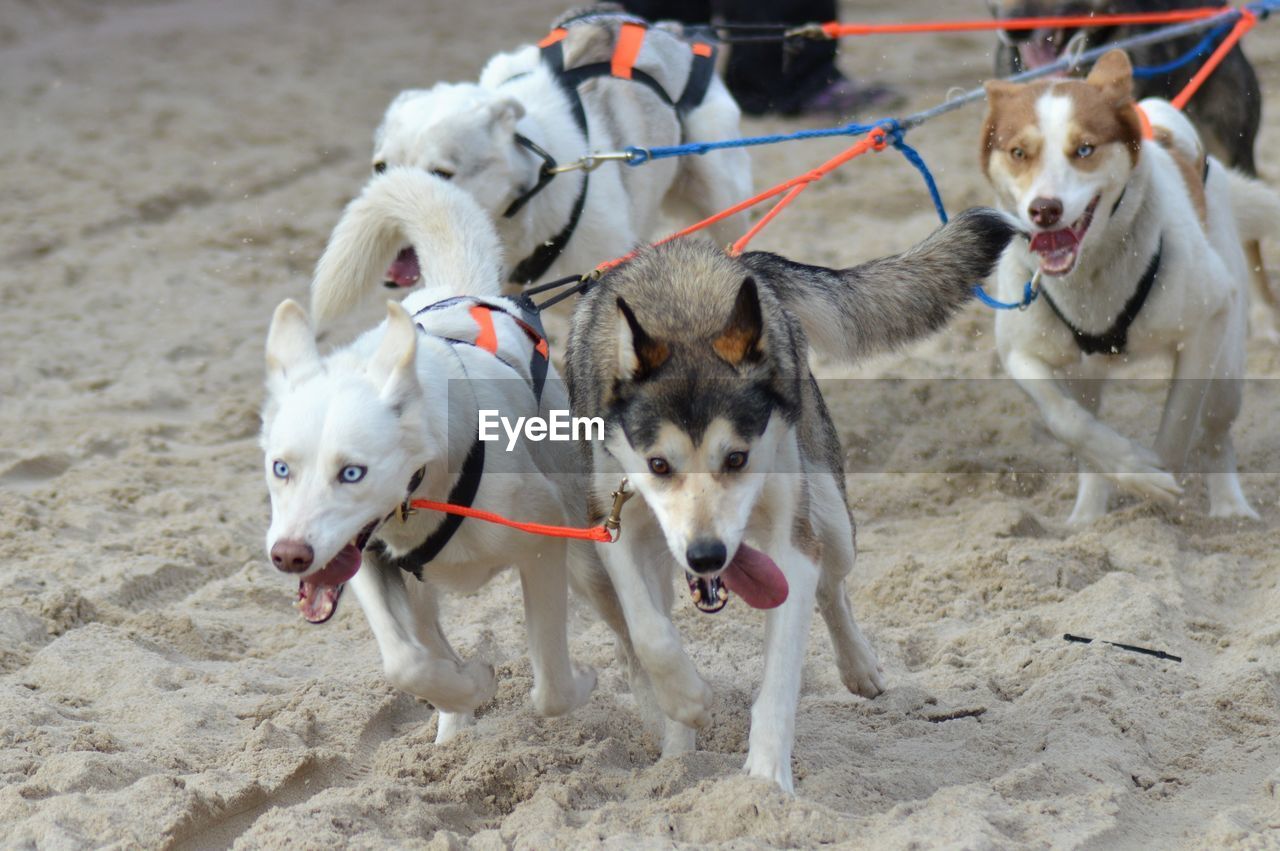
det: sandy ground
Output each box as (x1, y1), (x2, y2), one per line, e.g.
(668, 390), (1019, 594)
(3, 0), (1280, 847)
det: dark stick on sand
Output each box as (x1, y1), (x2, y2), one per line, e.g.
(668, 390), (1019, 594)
(1064, 634), (1182, 663)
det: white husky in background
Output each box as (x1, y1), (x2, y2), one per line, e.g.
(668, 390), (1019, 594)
(982, 50), (1272, 523)
(338, 6), (750, 317)
(262, 170), (600, 741)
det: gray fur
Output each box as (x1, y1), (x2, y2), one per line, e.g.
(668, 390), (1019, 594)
(742, 207), (1018, 362)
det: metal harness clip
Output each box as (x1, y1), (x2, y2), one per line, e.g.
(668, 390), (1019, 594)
(603, 478), (633, 542)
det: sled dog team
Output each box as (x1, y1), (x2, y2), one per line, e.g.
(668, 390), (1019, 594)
(261, 8), (1276, 792)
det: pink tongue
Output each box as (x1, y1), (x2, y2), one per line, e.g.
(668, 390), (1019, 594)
(386, 247), (421, 288)
(1030, 229), (1078, 254)
(1020, 34), (1060, 70)
(721, 544), (789, 609)
(309, 544), (362, 587)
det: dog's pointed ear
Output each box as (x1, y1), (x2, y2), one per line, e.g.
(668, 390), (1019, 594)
(1086, 49), (1133, 107)
(984, 79), (1020, 102)
(370, 300), (421, 409)
(615, 297), (669, 380)
(266, 299), (320, 387)
(713, 277), (766, 367)
(487, 96), (526, 134)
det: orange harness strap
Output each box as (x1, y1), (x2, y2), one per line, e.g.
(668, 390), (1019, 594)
(538, 27), (567, 48)
(611, 22), (647, 79)
(469, 305), (499, 354)
(1134, 103), (1155, 141)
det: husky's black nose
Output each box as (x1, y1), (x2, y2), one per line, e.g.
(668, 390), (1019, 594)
(686, 539), (727, 574)
(271, 539), (314, 573)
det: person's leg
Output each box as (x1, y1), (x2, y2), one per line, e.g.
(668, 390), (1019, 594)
(716, 0), (838, 115)
(618, 0), (712, 24)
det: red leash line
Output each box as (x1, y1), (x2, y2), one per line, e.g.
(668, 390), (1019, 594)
(1172, 8), (1257, 109)
(409, 499), (613, 542)
(821, 7), (1227, 38)
(594, 127), (890, 274)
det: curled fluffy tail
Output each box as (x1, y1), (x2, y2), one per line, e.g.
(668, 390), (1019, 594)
(310, 168), (504, 327)
(1224, 168), (1280, 245)
(743, 207), (1017, 361)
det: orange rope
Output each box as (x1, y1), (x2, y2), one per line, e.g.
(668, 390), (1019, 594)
(821, 7), (1227, 38)
(1171, 8), (1256, 109)
(409, 499), (613, 542)
(593, 127), (890, 274)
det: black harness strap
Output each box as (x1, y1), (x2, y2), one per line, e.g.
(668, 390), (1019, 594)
(508, 180), (589, 285)
(505, 26), (716, 287)
(380, 437), (487, 580)
(676, 44), (717, 114)
(503, 134), (560, 219)
(1042, 236), (1164, 356)
(506, 38), (591, 286)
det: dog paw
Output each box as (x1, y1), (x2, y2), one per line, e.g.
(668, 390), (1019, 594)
(653, 669), (713, 729)
(841, 639), (887, 698)
(743, 748), (795, 794)
(434, 711), (475, 744)
(464, 659), (498, 708)
(1209, 500), (1261, 521)
(1104, 445), (1181, 503)
(531, 664), (597, 717)
(660, 721), (696, 759)
(1248, 308), (1280, 345)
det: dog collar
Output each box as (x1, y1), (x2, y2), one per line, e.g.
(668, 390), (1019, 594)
(503, 134), (561, 219)
(1041, 234), (1164, 356)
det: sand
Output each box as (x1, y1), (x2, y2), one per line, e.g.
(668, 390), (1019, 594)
(3, 0), (1280, 847)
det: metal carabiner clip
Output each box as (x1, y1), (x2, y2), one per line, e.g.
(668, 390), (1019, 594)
(603, 477), (633, 542)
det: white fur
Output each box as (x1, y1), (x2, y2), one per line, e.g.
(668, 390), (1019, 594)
(266, 179), (597, 737)
(370, 27), (752, 287)
(310, 169), (503, 326)
(990, 93), (1261, 523)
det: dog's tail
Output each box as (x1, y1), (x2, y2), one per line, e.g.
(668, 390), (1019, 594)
(744, 207), (1017, 361)
(1224, 168), (1280, 245)
(310, 168), (504, 327)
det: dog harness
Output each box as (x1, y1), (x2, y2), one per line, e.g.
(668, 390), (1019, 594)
(376, 298), (551, 579)
(1042, 235), (1164, 356)
(503, 18), (718, 286)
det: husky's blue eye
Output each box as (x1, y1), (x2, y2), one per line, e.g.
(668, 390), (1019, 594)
(338, 465), (367, 484)
(648, 457), (671, 476)
(725, 451), (749, 471)
(272, 460), (289, 479)
(1076, 143), (1094, 158)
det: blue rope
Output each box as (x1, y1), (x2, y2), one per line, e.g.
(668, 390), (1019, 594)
(881, 120), (948, 224)
(1132, 21), (1233, 78)
(875, 120), (1038, 310)
(974, 280), (1038, 311)
(626, 120), (878, 164)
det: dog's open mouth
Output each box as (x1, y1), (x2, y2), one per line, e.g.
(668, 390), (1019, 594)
(1017, 28), (1077, 70)
(684, 543), (789, 614)
(296, 521), (378, 624)
(384, 246), (420, 289)
(1029, 196), (1099, 276)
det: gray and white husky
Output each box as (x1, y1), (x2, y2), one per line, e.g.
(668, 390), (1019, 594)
(564, 208), (1017, 791)
(262, 169), (598, 742)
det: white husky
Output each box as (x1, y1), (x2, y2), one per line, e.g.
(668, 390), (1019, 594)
(330, 8), (750, 320)
(262, 169), (598, 741)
